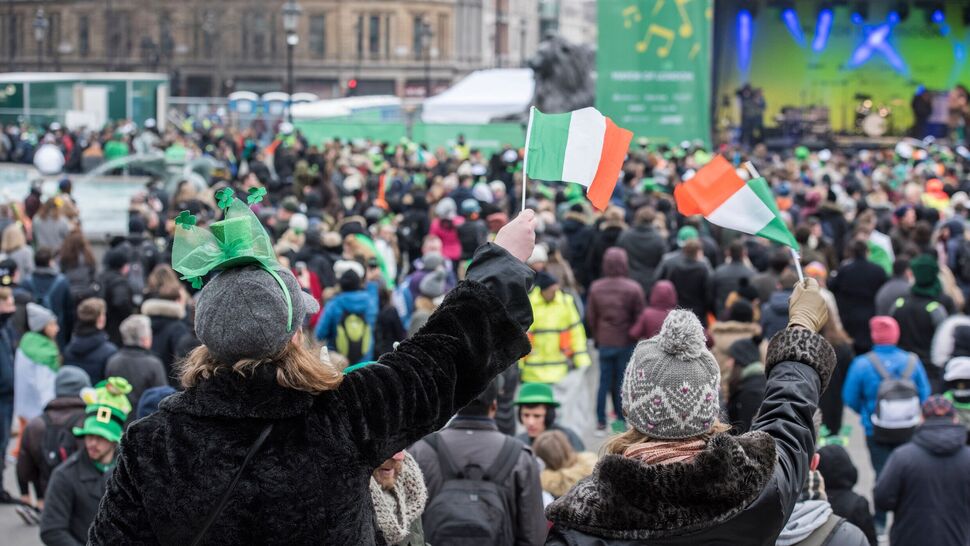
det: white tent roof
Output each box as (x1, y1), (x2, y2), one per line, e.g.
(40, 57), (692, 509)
(421, 68), (534, 124)
(291, 95), (401, 120)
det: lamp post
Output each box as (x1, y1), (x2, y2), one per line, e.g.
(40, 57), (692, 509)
(33, 8), (48, 71)
(282, 0), (302, 123)
(420, 18), (434, 98)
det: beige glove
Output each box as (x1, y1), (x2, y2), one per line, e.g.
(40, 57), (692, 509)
(787, 277), (828, 333)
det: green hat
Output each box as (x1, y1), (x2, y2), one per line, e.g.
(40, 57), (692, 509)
(795, 145), (810, 160)
(73, 404), (127, 443)
(677, 225), (700, 245)
(513, 383), (560, 407)
(910, 254), (941, 298)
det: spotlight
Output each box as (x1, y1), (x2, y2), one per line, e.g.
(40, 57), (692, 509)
(932, 9), (945, 24)
(812, 6), (833, 52)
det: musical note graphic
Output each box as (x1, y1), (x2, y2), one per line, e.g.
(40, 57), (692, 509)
(622, 5), (642, 29)
(676, 0), (693, 38)
(652, 0), (665, 16)
(636, 24), (675, 57)
(688, 42), (701, 60)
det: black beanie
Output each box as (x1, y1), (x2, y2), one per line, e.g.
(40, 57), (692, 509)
(729, 338), (761, 366)
(727, 300), (754, 323)
(339, 270), (361, 293)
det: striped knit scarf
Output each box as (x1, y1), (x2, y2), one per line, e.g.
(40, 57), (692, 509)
(623, 439), (706, 465)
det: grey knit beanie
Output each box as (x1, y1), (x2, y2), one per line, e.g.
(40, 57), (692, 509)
(55, 366), (91, 397)
(195, 265), (319, 364)
(621, 310), (721, 440)
(26, 302), (56, 332)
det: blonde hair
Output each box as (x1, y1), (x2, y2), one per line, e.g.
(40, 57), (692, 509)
(1, 224), (26, 253)
(602, 420), (732, 456)
(533, 430), (576, 471)
(179, 338), (344, 394)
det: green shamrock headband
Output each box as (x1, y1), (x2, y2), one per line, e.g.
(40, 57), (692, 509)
(171, 187), (295, 331)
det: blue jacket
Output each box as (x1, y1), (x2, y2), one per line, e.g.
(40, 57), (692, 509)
(315, 282), (379, 362)
(843, 345), (931, 436)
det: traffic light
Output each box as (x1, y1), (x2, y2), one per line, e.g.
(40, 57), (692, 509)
(346, 78), (358, 96)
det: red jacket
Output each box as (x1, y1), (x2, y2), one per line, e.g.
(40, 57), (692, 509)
(587, 248), (646, 347)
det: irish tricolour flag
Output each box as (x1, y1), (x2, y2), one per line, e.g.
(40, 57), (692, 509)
(524, 107), (633, 211)
(675, 155), (798, 248)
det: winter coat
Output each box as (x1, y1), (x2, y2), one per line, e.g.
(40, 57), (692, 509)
(40, 449), (114, 546)
(931, 314), (970, 369)
(585, 226), (624, 285)
(0, 317), (14, 399)
(541, 452), (597, 499)
(89, 243), (535, 545)
(892, 292), (953, 379)
(22, 268), (75, 347)
(374, 305), (406, 359)
(1, 244), (34, 279)
(523, 288), (590, 384)
(586, 248), (646, 348)
(98, 268), (133, 347)
(315, 282), (380, 364)
(655, 253), (713, 327)
(843, 345), (931, 437)
(875, 276), (911, 316)
(429, 217), (465, 262)
(629, 280), (677, 341)
(62, 329), (117, 385)
(829, 259), (888, 353)
(16, 396), (86, 500)
(710, 320), (764, 390)
(761, 290), (792, 340)
(458, 219), (489, 260)
(713, 261), (755, 316)
(816, 445), (877, 546)
(141, 298), (190, 385)
(616, 225), (666, 295)
(545, 327), (836, 545)
(104, 346), (168, 411)
(750, 270), (780, 304)
(728, 363), (766, 434)
(410, 416), (547, 546)
(562, 215), (594, 291)
(13, 335), (59, 420)
(874, 419), (970, 546)
(517, 422), (586, 453)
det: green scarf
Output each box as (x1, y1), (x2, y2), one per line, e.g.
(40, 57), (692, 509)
(19, 331), (60, 372)
(93, 459), (117, 474)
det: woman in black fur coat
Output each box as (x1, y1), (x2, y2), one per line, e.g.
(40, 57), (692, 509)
(88, 210), (538, 545)
(546, 279), (837, 545)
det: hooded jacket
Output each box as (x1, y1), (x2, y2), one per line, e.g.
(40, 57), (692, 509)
(587, 248), (646, 348)
(545, 328), (836, 545)
(89, 244), (535, 545)
(315, 282), (380, 364)
(541, 451), (597, 499)
(842, 345), (931, 437)
(816, 445), (877, 546)
(629, 281), (677, 341)
(655, 252), (713, 327)
(874, 419), (970, 546)
(142, 298), (191, 384)
(62, 328), (117, 385)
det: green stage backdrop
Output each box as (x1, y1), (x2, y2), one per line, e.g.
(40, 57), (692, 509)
(295, 121), (524, 155)
(714, 1), (970, 135)
(597, 0), (713, 145)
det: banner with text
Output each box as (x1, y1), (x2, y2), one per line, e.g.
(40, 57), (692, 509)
(597, 0), (713, 146)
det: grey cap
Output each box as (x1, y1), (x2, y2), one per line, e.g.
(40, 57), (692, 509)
(621, 310), (720, 440)
(55, 366), (92, 397)
(195, 265), (320, 364)
(26, 302), (56, 332)
(419, 270), (448, 299)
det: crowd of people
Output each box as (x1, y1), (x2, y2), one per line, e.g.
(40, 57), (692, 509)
(0, 116), (970, 545)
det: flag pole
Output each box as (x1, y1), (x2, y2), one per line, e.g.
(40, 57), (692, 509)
(521, 106), (535, 212)
(742, 161), (805, 283)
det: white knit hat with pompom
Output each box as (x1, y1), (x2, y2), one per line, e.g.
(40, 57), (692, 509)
(621, 310), (721, 440)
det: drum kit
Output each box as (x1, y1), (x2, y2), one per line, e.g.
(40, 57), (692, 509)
(854, 93), (904, 137)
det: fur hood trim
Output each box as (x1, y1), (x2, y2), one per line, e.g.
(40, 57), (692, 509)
(546, 431), (776, 540)
(542, 452), (598, 498)
(141, 298), (186, 320)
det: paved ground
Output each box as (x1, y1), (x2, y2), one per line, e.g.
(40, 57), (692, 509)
(0, 365), (879, 545)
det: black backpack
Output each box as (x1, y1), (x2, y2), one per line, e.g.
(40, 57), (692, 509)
(958, 239), (970, 284)
(422, 433), (520, 546)
(40, 413), (82, 473)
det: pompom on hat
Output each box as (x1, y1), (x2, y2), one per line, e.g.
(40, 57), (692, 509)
(622, 310), (720, 440)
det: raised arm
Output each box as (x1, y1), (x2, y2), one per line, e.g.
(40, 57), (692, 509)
(751, 279), (837, 521)
(327, 212), (537, 467)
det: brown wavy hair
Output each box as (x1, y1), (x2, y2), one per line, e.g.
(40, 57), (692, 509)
(602, 420), (732, 456)
(179, 337), (343, 394)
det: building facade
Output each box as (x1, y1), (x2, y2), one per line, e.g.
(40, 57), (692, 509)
(0, 0), (541, 98)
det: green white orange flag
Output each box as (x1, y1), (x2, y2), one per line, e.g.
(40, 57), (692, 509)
(674, 155), (798, 249)
(524, 107), (633, 211)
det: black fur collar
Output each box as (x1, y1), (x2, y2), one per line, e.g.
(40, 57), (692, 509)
(546, 431), (776, 540)
(161, 363), (314, 419)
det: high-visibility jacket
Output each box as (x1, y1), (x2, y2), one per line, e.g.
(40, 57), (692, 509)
(521, 288), (590, 384)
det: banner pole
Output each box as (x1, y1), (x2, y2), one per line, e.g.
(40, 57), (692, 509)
(742, 161), (804, 283)
(521, 106), (535, 212)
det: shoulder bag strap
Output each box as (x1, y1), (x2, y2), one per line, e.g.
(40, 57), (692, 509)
(424, 432), (462, 480)
(484, 437), (521, 484)
(902, 353), (918, 378)
(190, 422), (274, 546)
(865, 352), (891, 380)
